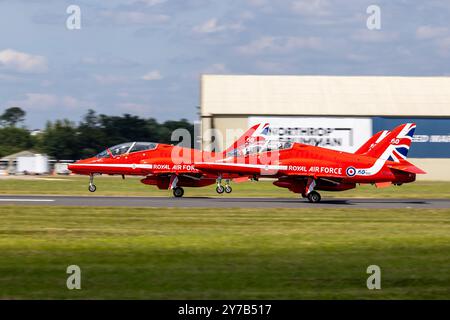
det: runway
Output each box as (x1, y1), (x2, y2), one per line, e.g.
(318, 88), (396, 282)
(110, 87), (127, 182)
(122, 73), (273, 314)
(0, 195), (449, 209)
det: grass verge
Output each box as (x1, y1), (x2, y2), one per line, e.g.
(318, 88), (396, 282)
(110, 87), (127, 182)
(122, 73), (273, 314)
(0, 206), (448, 299)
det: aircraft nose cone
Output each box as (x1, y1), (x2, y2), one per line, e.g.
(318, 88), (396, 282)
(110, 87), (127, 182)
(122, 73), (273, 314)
(68, 158), (95, 173)
(68, 162), (82, 172)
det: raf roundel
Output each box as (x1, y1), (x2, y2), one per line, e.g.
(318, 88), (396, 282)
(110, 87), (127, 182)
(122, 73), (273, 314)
(346, 166), (356, 177)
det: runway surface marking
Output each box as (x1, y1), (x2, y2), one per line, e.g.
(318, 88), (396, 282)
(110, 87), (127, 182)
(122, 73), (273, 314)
(0, 198), (55, 202)
(0, 195), (449, 209)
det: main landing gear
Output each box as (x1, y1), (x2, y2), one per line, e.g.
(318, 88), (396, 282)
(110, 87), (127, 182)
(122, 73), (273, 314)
(216, 177), (232, 194)
(88, 174), (97, 192)
(172, 186), (184, 198)
(169, 175), (185, 198)
(304, 178), (321, 203)
(307, 191), (321, 203)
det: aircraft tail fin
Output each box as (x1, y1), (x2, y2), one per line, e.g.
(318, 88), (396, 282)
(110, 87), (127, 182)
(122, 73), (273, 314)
(364, 123), (416, 162)
(222, 123), (269, 156)
(354, 130), (390, 155)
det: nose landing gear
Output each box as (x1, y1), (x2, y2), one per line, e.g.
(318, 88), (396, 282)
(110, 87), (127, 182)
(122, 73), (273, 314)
(88, 174), (97, 193)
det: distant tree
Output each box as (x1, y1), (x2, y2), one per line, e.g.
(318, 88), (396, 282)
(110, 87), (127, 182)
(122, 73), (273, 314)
(145, 118), (163, 142)
(0, 127), (34, 157)
(161, 119), (194, 146)
(0, 107), (26, 127)
(30, 109), (196, 160)
(39, 119), (80, 160)
(98, 113), (152, 145)
(77, 109), (107, 158)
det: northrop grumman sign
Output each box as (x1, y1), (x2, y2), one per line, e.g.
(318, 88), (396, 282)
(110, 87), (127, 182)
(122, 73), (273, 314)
(248, 117), (372, 153)
(267, 127), (352, 148)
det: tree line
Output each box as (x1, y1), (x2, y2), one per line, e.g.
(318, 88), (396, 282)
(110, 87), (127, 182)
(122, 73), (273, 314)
(0, 107), (194, 160)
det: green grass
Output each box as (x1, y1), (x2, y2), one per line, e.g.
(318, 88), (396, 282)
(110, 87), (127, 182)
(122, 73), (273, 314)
(1, 176), (449, 198)
(0, 206), (449, 299)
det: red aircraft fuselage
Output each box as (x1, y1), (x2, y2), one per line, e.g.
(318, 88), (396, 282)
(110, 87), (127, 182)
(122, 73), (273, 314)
(196, 142), (418, 192)
(194, 122), (426, 202)
(68, 122), (425, 203)
(68, 142), (238, 196)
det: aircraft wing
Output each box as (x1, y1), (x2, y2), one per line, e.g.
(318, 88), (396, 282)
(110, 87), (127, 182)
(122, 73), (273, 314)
(195, 162), (345, 181)
(195, 162), (265, 174)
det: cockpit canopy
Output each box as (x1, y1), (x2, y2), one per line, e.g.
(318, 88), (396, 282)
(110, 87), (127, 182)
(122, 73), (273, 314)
(96, 142), (158, 158)
(226, 140), (293, 157)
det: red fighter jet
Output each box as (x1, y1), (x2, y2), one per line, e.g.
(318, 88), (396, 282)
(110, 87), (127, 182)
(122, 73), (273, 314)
(67, 125), (263, 197)
(195, 123), (426, 203)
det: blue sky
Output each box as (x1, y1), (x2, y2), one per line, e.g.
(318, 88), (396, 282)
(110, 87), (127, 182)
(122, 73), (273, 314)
(0, 0), (449, 128)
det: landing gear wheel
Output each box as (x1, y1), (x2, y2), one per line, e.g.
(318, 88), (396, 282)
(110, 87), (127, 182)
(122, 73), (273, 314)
(173, 187), (184, 198)
(307, 191), (321, 203)
(225, 185), (232, 194)
(88, 184), (97, 193)
(216, 185), (225, 194)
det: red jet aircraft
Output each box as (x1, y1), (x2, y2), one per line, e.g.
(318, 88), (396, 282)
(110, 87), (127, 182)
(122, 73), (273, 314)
(195, 123), (426, 203)
(68, 125), (262, 197)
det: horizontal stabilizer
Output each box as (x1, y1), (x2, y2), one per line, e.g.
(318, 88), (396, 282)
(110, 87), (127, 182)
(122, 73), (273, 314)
(388, 162), (426, 174)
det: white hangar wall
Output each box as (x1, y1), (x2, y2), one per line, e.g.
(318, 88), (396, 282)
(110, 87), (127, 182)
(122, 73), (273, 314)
(200, 75), (450, 181)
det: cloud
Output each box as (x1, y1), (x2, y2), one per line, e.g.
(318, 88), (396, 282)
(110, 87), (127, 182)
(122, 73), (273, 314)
(141, 70), (162, 80)
(100, 10), (170, 25)
(0, 49), (48, 73)
(416, 26), (449, 40)
(203, 63), (227, 74)
(138, 0), (167, 6)
(116, 102), (150, 115)
(237, 36), (322, 55)
(436, 37), (450, 56)
(351, 30), (398, 43)
(414, 26), (450, 56)
(292, 0), (331, 17)
(246, 0), (267, 6)
(93, 74), (129, 85)
(80, 56), (138, 68)
(346, 53), (370, 63)
(245, 0), (273, 13)
(254, 60), (287, 73)
(121, 0), (167, 6)
(0, 73), (23, 83)
(193, 18), (244, 34)
(9, 93), (92, 110)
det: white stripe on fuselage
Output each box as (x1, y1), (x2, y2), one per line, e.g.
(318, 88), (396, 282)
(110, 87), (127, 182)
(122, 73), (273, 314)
(197, 162), (288, 171)
(354, 144), (399, 176)
(71, 163), (153, 169)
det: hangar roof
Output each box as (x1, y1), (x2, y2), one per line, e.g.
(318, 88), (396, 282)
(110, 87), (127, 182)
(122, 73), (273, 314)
(201, 75), (450, 117)
(0, 150), (40, 161)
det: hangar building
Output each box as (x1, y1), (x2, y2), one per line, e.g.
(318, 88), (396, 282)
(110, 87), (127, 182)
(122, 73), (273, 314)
(200, 75), (450, 180)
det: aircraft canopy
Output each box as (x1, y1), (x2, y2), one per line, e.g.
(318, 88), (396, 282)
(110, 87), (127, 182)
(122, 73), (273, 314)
(96, 142), (158, 158)
(227, 140), (293, 157)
